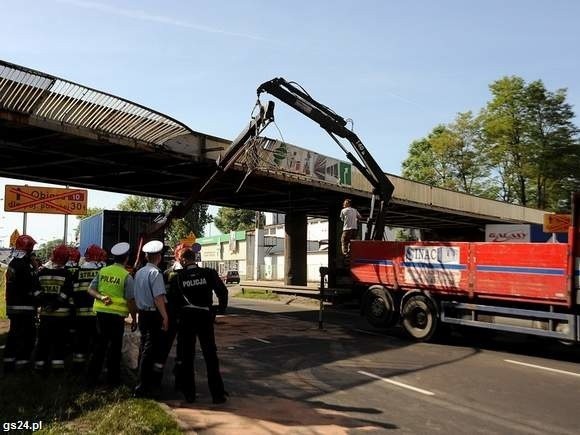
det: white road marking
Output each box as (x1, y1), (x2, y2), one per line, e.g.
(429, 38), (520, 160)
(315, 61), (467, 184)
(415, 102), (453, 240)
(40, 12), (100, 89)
(504, 359), (580, 378)
(358, 370), (435, 396)
(252, 337), (272, 344)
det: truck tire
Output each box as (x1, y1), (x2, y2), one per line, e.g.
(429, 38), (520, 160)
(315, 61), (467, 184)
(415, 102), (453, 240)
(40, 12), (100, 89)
(363, 286), (397, 327)
(401, 294), (438, 341)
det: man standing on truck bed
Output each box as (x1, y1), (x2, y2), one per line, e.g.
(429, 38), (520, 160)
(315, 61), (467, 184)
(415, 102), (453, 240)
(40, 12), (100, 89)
(340, 199), (362, 256)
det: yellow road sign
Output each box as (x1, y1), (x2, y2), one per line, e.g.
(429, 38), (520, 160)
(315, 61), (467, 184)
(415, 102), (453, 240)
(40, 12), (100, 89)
(4, 185), (87, 215)
(9, 229), (20, 247)
(543, 213), (571, 233)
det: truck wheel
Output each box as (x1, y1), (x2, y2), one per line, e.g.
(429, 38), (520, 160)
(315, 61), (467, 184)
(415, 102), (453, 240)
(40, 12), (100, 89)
(401, 294), (438, 341)
(364, 286), (397, 327)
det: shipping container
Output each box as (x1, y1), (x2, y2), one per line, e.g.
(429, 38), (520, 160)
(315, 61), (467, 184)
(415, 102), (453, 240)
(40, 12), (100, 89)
(79, 210), (161, 259)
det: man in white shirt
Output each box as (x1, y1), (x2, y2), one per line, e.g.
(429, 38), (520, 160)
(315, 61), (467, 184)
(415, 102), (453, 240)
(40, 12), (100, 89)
(133, 240), (169, 398)
(339, 199), (362, 256)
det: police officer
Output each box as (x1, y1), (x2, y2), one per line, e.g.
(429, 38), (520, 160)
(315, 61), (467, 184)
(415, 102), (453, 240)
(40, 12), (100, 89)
(70, 244), (103, 369)
(155, 243), (190, 388)
(3, 235), (39, 373)
(35, 245), (75, 372)
(170, 248), (228, 404)
(86, 242), (137, 386)
(133, 240), (169, 398)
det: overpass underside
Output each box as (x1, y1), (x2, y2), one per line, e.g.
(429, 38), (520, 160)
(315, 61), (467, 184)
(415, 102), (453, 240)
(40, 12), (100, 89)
(0, 59), (548, 286)
(0, 112), (531, 231)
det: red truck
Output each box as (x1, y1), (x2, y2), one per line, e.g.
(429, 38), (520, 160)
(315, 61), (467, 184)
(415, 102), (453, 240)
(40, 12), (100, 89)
(352, 201), (579, 343)
(184, 77), (578, 345)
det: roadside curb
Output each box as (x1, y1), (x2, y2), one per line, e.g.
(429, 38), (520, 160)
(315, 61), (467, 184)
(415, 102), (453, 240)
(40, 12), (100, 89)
(158, 402), (196, 434)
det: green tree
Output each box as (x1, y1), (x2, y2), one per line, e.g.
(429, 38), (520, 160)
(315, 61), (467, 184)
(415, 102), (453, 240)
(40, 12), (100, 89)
(523, 81), (580, 208)
(117, 195), (212, 247)
(482, 76), (533, 205)
(36, 239), (64, 263)
(117, 197), (164, 213)
(403, 75), (580, 210)
(402, 113), (491, 196)
(213, 208), (264, 233)
(483, 77), (580, 208)
(402, 136), (440, 186)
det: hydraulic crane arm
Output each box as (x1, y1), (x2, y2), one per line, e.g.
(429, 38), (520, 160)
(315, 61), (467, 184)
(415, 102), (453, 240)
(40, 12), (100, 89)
(135, 101), (275, 269)
(256, 78), (394, 240)
(151, 77), (394, 246)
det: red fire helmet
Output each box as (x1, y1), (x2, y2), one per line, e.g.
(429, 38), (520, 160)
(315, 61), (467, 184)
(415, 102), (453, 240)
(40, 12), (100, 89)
(15, 235), (37, 251)
(51, 244), (70, 266)
(84, 244), (103, 262)
(68, 247), (81, 263)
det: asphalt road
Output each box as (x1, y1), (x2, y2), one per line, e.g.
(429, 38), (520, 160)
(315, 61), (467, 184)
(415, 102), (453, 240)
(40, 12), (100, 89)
(164, 291), (580, 434)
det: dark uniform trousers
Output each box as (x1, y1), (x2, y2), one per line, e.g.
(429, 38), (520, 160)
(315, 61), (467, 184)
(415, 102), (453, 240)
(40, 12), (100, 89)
(4, 312), (36, 368)
(73, 316), (96, 364)
(87, 312), (125, 384)
(137, 310), (165, 393)
(153, 305), (179, 378)
(35, 315), (68, 370)
(176, 307), (225, 400)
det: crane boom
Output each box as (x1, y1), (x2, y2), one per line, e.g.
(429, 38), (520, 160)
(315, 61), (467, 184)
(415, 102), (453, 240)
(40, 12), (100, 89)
(256, 78), (394, 240)
(153, 78), (394, 242)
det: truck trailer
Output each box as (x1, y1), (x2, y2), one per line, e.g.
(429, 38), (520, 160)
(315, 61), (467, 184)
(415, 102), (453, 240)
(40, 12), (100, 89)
(79, 210), (162, 261)
(352, 196), (580, 343)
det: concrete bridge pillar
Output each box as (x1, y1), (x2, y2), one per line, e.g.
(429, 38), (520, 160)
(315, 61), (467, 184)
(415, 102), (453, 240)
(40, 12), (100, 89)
(284, 212), (307, 286)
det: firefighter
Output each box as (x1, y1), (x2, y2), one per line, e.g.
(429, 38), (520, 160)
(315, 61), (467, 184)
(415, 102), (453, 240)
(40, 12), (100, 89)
(65, 246), (81, 351)
(70, 244), (103, 369)
(86, 242), (137, 386)
(3, 235), (39, 373)
(170, 247), (228, 404)
(66, 247), (81, 275)
(35, 245), (75, 372)
(133, 240), (169, 398)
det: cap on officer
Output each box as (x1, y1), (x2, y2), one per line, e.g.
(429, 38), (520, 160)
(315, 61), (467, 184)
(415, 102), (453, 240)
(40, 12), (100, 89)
(142, 240), (164, 254)
(111, 242), (130, 257)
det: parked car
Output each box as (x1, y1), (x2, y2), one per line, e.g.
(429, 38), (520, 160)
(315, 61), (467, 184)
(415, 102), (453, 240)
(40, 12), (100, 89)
(222, 270), (240, 284)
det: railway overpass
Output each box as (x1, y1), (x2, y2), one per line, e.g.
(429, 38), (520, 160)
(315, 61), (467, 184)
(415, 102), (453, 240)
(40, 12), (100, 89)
(0, 59), (547, 284)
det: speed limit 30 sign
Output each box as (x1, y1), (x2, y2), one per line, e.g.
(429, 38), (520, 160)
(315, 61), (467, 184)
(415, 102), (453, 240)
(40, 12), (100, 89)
(4, 185), (88, 215)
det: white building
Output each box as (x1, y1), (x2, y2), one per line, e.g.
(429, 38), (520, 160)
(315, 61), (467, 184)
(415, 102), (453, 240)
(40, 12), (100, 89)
(198, 215), (329, 282)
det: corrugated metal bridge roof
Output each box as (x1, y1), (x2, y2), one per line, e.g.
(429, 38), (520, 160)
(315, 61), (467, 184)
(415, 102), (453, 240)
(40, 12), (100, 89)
(0, 60), (191, 147)
(0, 59), (547, 234)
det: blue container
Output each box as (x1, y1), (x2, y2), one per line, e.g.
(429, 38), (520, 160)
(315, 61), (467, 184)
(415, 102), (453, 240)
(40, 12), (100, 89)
(79, 210), (161, 258)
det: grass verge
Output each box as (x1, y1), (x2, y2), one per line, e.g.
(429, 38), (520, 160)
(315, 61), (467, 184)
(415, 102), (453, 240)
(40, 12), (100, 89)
(0, 269), (179, 433)
(0, 374), (180, 435)
(233, 288), (280, 301)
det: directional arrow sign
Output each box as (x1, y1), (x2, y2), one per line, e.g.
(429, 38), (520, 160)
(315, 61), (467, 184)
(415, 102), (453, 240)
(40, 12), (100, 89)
(4, 185), (88, 215)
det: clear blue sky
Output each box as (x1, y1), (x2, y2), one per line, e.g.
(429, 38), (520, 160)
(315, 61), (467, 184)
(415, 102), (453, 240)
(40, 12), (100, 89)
(1, 0), (579, 245)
